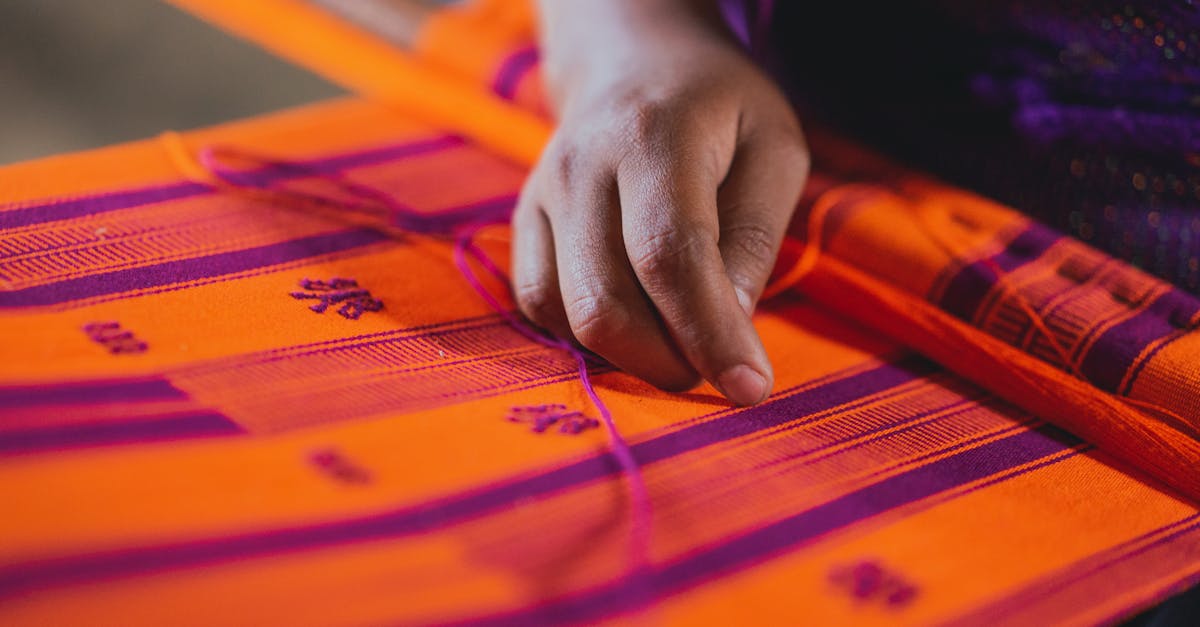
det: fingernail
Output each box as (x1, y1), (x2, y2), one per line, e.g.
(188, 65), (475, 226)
(735, 288), (754, 317)
(716, 364), (769, 406)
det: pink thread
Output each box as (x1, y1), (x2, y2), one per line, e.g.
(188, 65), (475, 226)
(196, 145), (654, 573)
(454, 226), (653, 571)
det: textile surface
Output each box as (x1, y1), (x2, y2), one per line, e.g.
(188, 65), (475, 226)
(1, 1), (1198, 625)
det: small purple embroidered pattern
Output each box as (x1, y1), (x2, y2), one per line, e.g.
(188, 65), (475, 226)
(828, 560), (919, 609)
(308, 448), (372, 485)
(82, 321), (148, 354)
(290, 278), (383, 319)
(195, 144), (652, 575)
(508, 404), (601, 435)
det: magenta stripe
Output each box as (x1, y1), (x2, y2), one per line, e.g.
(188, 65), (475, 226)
(456, 424), (1080, 626)
(0, 228), (389, 307)
(1119, 331), (1188, 397)
(0, 356), (934, 598)
(0, 183), (212, 230)
(1078, 288), (1200, 393)
(391, 194), (515, 232)
(632, 357), (937, 466)
(933, 219), (1200, 395)
(0, 411), (241, 455)
(491, 47), (539, 101)
(936, 223), (1061, 321)
(0, 135), (462, 229)
(0, 378), (186, 409)
(763, 396), (982, 473)
(186, 318), (543, 376)
(213, 135), (465, 189)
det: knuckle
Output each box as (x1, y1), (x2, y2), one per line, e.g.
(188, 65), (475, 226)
(724, 222), (779, 270)
(548, 142), (583, 192)
(565, 289), (625, 350)
(628, 102), (667, 144)
(629, 226), (709, 283)
(538, 139), (610, 215)
(514, 281), (560, 327)
(614, 94), (674, 147)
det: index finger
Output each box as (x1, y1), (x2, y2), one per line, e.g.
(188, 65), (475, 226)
(617, 137), (774, 406)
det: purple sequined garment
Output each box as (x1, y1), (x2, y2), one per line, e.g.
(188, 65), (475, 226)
(765, 1), (1200, 292)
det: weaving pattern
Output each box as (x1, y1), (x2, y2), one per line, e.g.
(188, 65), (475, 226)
(1, 1), (1197, 625)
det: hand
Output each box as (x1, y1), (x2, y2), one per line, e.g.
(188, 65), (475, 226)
(512, 1), (809, 405)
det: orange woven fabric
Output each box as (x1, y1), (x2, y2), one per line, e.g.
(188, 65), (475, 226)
(0, 1), (1196, 625)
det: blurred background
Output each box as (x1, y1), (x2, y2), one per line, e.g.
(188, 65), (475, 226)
(0, 0), (343, 165)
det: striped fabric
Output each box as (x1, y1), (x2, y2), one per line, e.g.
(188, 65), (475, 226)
(1, 1), (1197, 625)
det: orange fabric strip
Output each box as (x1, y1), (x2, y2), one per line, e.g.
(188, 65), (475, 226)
(1, 1), (1197, 625)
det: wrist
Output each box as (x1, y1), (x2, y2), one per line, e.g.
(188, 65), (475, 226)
(536, 0), (729, 109)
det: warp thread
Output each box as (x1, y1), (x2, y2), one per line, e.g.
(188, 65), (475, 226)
(766, 183), (1200, 502)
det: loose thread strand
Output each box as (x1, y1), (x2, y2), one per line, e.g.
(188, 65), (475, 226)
(163, 136), (654, 575)
(767, 181), (1192, 443)
(454, 227), (652, 572)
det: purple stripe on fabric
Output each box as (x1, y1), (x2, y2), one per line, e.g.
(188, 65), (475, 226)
(1019, 259), (1117, 354)
(205, 319), (521, 373)
(0, 183), (211, 230)
(216, 135), (465, 189)
(937, 223), (1062, 321)
(0, 378), (186, 409)
(775, 396), (979, 469)
(0, 135), (462, 229)
(491, 47), (539, 101)
(458, 424), (1081, 626)
(1119, 335), (1186, 398)
(0, 228), (389, 307)
(0, 411), (241, 454)
(392, 195), (516, 233)
(1078, 288), (1200, 393)
(0, 356), (935, 598)
(632, 357), (937, 465)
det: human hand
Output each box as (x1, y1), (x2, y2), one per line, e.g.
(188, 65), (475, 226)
(513, 0), (809, 405)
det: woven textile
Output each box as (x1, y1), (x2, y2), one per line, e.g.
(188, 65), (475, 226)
(1, 1), (1197, 624)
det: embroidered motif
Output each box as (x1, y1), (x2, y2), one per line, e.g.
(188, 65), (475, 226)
(829, 560), (919, 608)
(309, 448), (372, 485)
(290, 278), (383, 319)
(82, 321), (148, 354)
(508, 404), (600, 435)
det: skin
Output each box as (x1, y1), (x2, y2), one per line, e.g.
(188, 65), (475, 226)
(517, 0), (809, 405)
(317, 0), (809, 405)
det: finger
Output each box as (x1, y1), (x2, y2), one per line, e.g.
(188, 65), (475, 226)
(546, 164), (700, 391)
(718, 122), (810, 314)
(618, 132), (774, 406)
(511, 181), (572, 340)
